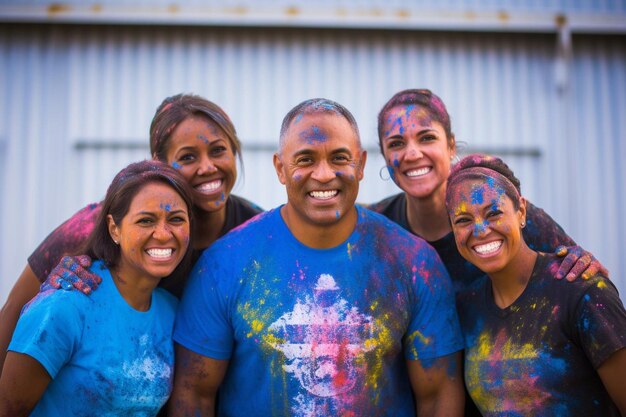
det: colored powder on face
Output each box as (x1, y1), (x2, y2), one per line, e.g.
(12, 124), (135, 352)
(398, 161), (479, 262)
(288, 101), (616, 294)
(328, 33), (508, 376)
(487, 177), (506, 202)
(293, 174), (302, 181)
(404, 104), (415, 119)
(335, 171), (343, 177)
(160, 203), (172, 212)
(336, 210), (340, 218)
(415, 107), (433, 126)
(206, 122), (220, 136)
(196, 134), (209, 144)
(171, 162), (182, 170)
(454, 201), (467, 217)
(471, 186), (484, 205)
(393, 157), (400, 168)
(383, 114), (404, 137)
(386, 166), (396, 181)
(214, 192), (226, 206)
(473, 219), (488, 236)
(299, 125), (327, 144)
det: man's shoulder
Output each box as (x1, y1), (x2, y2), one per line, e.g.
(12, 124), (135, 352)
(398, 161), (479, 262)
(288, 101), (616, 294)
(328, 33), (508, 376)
(356, 207), (438, 262)
(205, 208), (279, 255)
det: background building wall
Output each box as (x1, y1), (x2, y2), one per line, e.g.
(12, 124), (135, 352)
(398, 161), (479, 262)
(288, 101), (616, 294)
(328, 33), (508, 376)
(0, 12), (624, 303)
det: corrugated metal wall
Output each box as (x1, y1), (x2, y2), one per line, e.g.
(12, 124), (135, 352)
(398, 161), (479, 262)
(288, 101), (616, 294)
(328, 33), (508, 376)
(1, 0), (625, 14)
(1, 23), (624, 303)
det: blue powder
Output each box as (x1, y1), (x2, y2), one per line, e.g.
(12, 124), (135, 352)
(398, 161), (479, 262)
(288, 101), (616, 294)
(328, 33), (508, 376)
(470, 187), (484, 205)
(299, 125), (327, 144)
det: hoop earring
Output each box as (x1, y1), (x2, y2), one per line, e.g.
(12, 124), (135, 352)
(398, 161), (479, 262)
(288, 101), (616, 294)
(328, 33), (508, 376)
(379, 165), (391, 181)
(451, 154), (460, 164)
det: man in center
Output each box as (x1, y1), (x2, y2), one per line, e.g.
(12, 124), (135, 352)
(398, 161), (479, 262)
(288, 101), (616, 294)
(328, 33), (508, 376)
(170, 98), (464, 416)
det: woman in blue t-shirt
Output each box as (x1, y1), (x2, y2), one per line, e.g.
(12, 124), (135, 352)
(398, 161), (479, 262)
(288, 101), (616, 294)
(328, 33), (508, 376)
(0, 160), (195, 416)
(0, 94), (263, 375)
(445, 154), (626, 416)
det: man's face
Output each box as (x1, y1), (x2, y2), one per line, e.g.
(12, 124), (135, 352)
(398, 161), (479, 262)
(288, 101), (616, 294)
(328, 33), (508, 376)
(274, 112), (366, 230)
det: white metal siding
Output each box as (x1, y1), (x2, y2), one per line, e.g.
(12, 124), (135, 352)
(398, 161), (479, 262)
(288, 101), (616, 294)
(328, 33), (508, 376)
(1, 1), (625, 14)
(1, 24), (624, 303)
(2, 2), (625, 35)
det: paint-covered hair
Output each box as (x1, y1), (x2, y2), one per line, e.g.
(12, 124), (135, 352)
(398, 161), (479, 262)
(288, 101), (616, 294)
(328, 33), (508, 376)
(446, 153), (522, 210)
(377, 89), (453, 154)
(279, 98), (361, 151)
(82, 160), (195, 277)
(149, 93), (243, 166)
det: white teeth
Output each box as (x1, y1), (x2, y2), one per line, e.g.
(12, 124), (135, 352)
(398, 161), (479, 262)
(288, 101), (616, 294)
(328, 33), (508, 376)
(474, 241), (502, 255)
(196, 180), (222, 193)
(309, 190), (338, 200)
(147, 248), (173, 258)
(406, 167), (431, 177)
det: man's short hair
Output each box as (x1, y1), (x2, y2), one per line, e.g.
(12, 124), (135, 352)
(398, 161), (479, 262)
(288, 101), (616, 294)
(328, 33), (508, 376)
(278, 98), (361, 152)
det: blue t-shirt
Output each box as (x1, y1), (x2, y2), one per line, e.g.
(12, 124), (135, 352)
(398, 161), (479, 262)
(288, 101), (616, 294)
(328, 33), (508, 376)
(9, 260), (178, 416)
(174, 206), (463, 416)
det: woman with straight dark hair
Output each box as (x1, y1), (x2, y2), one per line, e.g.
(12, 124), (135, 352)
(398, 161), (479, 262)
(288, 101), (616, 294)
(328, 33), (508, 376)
(0, 93), (263, 373)
(0, 160), (195, 415)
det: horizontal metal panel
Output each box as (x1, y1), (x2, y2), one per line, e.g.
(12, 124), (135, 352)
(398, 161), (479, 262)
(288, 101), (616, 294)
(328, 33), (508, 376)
(0, 2), (625, 33)
(0, 24), (624, 304)
(1, 0), (624, 13)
